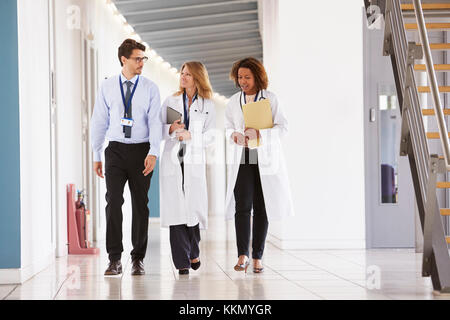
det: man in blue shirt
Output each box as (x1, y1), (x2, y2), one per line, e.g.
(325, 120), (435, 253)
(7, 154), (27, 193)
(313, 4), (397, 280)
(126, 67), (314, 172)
(90, 39), (162, 276)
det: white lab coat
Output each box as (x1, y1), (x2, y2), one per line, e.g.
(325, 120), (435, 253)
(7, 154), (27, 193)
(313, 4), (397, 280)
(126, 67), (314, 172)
(225, 89), (295, 221)
(159, 94), (216, 229)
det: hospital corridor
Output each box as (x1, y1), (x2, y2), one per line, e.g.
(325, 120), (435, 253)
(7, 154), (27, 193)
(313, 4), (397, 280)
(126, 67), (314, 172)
(2, 0), (450, 304)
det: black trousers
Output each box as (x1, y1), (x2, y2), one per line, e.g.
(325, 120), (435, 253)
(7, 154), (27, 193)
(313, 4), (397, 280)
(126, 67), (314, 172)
(234, 149), (269, 260)
(169, 224), (201, 269)
(105, 141), (153, 262)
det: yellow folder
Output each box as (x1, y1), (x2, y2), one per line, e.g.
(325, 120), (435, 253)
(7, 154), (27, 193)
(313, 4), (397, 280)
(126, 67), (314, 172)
(242, 99), (273, 148)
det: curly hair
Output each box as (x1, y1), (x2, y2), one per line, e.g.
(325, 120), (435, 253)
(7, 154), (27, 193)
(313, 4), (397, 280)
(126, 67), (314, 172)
(229, 57), (269, 92)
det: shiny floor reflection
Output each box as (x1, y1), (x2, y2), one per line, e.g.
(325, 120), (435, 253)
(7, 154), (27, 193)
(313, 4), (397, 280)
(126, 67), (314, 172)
(0, 217), (446, 300)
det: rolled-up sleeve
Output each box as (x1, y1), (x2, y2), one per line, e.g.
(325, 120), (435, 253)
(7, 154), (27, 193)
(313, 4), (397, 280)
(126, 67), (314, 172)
(148, 84), (162, 158)
(90, 83), (110, 162)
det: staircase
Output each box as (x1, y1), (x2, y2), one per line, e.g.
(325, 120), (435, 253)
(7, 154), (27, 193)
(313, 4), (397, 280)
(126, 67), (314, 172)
(364, 0), (450, 293)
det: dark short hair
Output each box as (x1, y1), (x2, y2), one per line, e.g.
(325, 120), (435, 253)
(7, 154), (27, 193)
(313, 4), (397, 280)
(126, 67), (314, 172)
(229, 57), (269, 91)
(118, 39), (146, 66)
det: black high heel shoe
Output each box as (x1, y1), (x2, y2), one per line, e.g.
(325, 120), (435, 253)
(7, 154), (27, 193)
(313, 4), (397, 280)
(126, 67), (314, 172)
(179, 269), (189, 275)
(191, 260), (201, 271)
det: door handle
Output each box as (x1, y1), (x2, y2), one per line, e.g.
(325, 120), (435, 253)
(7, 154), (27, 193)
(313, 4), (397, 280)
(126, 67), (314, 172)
(370, 108), (376, 122)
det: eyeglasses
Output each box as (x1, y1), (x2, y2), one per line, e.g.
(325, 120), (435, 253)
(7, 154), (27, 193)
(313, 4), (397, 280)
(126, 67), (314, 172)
(129, 56), (149, 63)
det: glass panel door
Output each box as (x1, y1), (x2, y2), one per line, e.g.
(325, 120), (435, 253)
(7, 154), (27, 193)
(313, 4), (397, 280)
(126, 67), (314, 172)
(378, 84), (400, 204)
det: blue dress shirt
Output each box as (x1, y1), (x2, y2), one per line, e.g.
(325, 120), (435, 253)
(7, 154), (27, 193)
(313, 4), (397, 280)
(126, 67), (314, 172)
(90, 73), (162, 162)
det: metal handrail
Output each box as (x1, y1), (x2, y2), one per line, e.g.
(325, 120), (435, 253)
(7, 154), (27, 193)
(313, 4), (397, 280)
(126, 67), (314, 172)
(413, 0), (450, 171)
(388, 0), (430, 201)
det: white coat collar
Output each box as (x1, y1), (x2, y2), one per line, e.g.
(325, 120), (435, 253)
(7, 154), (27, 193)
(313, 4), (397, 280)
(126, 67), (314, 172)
(173, 94), (205, 114)
(239, 89), (266, 106)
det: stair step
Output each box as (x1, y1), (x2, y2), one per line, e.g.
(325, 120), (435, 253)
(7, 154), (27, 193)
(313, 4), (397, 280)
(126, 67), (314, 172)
(422, 109), (450, 116)
(415, 64), (450, 71)
(437, 182), (450, 188)
(402, 4), (450, 11)
(417, 43), (450, 50)
(418, 86), (450, 93)
(406, 23), (450, 30)
(441, 209), (450, 216)
(427, 43), (450, 50)
(427, 132), (450, 139)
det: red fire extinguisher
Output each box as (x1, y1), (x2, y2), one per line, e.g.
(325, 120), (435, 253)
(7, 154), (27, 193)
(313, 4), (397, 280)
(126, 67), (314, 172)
(75, 190), (90, 249)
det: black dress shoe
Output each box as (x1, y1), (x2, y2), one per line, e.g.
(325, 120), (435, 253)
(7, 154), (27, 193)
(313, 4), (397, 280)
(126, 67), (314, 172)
(131, 259), (145, 276)
(191, 261), (201, 271)
(104, 260), (122, 276)
(179, 269), (189, 275)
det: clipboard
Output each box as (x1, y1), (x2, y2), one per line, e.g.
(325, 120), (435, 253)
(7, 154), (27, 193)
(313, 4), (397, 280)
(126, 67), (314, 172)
(167, 107), (182, 124)
(242, 99), (273, 148)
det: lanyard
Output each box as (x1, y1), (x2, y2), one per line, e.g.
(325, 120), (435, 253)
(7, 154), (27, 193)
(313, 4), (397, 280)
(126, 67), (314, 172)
(183, 92), (198, 130)
(120, 75), (140, 117)
(183, 92), (198, 107)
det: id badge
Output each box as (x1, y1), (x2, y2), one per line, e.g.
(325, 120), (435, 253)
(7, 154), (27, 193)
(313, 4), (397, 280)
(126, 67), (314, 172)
(121, 118), (134, 127)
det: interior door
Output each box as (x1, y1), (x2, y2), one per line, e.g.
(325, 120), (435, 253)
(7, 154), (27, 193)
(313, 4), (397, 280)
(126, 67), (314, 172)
(363, 15), (416, 248)
(82, 36), (101, 242)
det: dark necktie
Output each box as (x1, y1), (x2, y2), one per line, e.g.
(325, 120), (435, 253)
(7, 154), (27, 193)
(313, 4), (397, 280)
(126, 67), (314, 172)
(123, 81), (133, 138)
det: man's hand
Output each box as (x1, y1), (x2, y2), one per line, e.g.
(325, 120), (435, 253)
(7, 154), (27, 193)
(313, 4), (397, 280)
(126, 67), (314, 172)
(176, 129), (191, 142)
(94, 162), (104, 178)
(143, 155), (157, 176)
(169, 119), (185, 134)
(231, 132), (246, 146)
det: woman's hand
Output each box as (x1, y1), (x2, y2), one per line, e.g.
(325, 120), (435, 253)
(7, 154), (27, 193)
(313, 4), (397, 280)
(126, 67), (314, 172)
(176, 129), (191, 142)
(244, 128), (259, 142)
(231, 132), (246, 146)
(169, 119), (185, 135)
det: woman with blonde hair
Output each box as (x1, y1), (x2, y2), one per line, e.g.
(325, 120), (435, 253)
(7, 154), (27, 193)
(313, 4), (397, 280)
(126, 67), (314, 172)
(160, 61), (216, 275)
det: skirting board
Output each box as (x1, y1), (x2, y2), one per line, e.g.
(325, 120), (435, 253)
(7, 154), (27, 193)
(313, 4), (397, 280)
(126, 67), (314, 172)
(0, 252), (54, 285)
(266, 233), (366, 250)
(149, 217), (160, 224)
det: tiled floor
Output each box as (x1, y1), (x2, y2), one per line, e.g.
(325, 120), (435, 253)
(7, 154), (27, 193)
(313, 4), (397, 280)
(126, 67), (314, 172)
(0, 217), (447, 300)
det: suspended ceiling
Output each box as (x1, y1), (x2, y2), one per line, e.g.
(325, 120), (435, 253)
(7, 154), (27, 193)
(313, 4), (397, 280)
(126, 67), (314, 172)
(112, 0), (263, 97)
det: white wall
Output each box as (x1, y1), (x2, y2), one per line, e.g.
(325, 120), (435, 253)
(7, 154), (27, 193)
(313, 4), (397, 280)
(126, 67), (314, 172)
(261, 0), (366, 249)
(17, 0), (54, 283)
(52, 0), (84, 257)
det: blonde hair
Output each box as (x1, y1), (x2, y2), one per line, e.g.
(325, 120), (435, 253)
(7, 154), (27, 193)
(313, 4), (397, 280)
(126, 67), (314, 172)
(175, 61), (213, 99)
